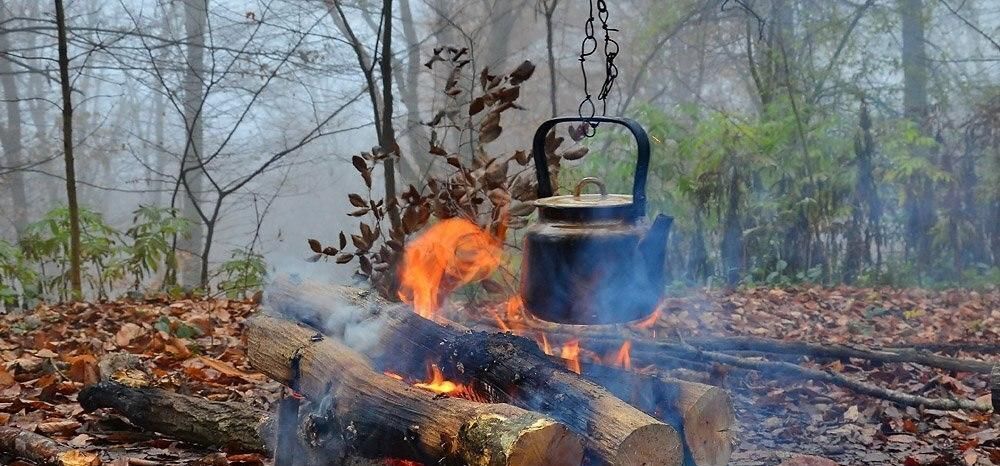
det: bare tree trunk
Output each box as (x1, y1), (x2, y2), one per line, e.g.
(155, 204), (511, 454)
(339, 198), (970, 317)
(396, 0), (434, 183)
(899, 0), (936, 277)
(482, 0), (522, 71)
(0, 2), (29, 237)
(178, 0), (208, 289)
(541, 0), (559, 117)
(54, 0), (83, 300)
(720, 167), (742, 286)
(379, 0), (402, 234)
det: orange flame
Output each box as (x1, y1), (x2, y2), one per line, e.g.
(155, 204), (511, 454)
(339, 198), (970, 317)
(505, 295), (525, 321)
(398, 218), (503, 319)
(560, 339), (581, 374)
(414, 364), (462, 395)
(611, 340), (632, 370)
(631, 307), (661, 330)
(383, 371), (405, 381)
(492, 310), (511, 332)
(539, 333), (553, 356)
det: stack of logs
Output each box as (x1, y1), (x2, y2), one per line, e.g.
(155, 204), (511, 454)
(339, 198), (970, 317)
(71, 275), (735, 466)
(245, 276), (736, 466)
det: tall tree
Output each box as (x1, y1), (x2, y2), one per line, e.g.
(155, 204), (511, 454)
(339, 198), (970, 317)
(0, 1), (29, 237)
(53, 0), (82, 298)
(899, 0), (936, 275)
(177, 0), (208, 289)
(539, 0), (560, 117)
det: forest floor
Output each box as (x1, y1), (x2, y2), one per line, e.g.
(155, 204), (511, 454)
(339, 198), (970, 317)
(0, 286), (997, 465)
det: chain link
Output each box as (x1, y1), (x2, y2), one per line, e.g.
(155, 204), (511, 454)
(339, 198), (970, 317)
(578, 0), (619, 137)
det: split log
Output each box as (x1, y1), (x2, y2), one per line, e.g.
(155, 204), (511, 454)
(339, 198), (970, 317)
(79, 380), (274, 453)
(265, 276), (683, 466)
(0, 426), (100, 466)
(244, 315), (584, 466)
(578, 363), (734, 466)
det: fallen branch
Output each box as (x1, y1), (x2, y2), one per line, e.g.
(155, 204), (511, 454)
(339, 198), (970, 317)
(0, 426), (101, 466)
(666, 342), (993, 412)
(497, 317), (997, 374)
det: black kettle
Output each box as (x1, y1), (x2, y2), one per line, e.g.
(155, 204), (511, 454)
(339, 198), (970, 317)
(519, 116), (673, 325)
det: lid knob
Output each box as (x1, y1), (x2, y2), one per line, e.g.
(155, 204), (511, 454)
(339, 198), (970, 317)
(574, 177), (608, 198)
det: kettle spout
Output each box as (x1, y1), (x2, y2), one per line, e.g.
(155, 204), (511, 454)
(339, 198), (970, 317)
(637, 214), (673, 282)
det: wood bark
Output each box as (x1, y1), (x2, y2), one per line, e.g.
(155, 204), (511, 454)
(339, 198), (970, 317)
(0, 426), (100, 466)
(490, 315), (998, 374)
(579, 364), (735, 466)
(178, 0), (207, 288)
(79, 380), (274, 453)
(0, 2), (29, 237)
(264, 276), (683, 466)
(54, 0), (82, 299)
(245, 315), (583, 466)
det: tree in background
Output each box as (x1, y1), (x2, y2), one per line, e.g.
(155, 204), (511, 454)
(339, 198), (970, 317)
(53, 0), (82, 299)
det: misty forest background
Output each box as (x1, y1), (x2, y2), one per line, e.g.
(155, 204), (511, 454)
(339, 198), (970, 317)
(0, 0), (998, 306)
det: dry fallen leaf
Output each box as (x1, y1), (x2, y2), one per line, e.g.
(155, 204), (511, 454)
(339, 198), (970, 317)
(0, 367), (15, 388)
(843, 405), (859, 422)
(37, 419), (81, 435)
(114, 323), (144, 347)
(56, 450), (101, 466)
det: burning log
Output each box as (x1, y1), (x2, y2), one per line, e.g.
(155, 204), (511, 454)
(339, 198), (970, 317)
(244, 315), (584, 466)
(578, 363), (735, 466)
(0, 426), (101, 466)
(265, 276), (684, 466)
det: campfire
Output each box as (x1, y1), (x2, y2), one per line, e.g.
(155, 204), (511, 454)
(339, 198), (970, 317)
(243, 216), (736, 466)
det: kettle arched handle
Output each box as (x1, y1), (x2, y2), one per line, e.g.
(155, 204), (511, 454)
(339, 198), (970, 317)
(532, 116), (651, 217)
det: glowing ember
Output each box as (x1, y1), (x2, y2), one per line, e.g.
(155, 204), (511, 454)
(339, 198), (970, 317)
(383, 371), (405, 381)
(560, 339), (581, 374)
(414, 364), (462, 395)
(397, 218), (503, 319)
(383, 460), (422, 466)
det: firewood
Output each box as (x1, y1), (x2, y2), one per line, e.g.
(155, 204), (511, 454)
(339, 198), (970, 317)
(264, 276), (683, 466)
(0, 426), (100, 466)
(578, 363), (734, 466)
(490, 314), (997, 374)
(244, 315), (584, 466)
(79, 380), (275, 453)
(77, 377), (426, 465)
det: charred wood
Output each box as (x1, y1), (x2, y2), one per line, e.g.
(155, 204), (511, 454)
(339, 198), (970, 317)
(244, 315), (584, 466)
(264, 276), (684, 466)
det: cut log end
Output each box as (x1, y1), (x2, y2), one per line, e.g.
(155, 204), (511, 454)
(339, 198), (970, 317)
(614, 423), (681, 466)
(462, 414), (583, 466)
(678, 383), (735, 466)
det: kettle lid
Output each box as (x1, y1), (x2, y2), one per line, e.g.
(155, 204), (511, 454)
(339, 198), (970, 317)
(533, 177), (640, 222)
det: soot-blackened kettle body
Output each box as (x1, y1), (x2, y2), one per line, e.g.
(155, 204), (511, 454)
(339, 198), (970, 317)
(520, 117), (673, 325)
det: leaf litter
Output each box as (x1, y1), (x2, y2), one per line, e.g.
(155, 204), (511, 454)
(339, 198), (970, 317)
(0, 285), (996, 465)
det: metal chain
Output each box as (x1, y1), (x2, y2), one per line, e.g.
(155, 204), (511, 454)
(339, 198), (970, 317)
(578, 0), (619, 137)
